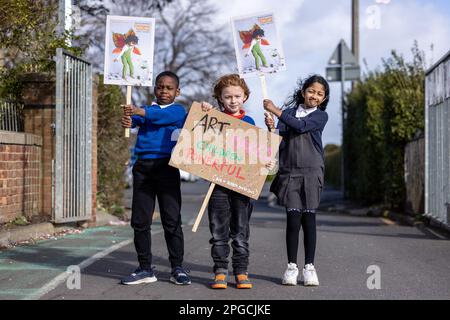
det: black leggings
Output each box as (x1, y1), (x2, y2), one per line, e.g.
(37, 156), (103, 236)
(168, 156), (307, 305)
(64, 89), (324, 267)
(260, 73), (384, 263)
(286, 209), (316, 266)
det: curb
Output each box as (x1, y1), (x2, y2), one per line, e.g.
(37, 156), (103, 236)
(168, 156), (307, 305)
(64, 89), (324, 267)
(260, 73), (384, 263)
(0, 223), (56, 248)
(0, 222), (87, 249)
(325, 203), (450, 240)
(327, 205), (417, 225)
(0, 210), (161, 250)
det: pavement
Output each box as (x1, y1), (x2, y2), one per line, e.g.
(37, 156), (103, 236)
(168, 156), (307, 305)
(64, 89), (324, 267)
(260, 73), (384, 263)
(0, 180), (449, 302)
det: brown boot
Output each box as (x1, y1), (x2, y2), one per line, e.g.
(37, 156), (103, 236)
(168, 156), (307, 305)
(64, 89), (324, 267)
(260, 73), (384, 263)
(235, 273), (252, 289)
(210, 273), (227, 289)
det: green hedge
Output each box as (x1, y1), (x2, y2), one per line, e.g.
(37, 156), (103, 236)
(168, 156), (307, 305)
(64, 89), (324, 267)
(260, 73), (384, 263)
(344, 45), (425, 209)
(324, 144), (341, 188)
(96, 75), (129, 216)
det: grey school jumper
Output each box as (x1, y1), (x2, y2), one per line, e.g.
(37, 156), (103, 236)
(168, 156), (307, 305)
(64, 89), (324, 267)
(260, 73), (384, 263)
(270, 107), (329, 209)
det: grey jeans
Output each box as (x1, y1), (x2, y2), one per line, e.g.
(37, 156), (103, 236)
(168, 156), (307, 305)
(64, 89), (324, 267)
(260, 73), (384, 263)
(208, 186), (253, 275)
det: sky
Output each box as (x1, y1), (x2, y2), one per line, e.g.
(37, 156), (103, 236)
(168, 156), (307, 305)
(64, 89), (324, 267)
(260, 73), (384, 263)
(212, 0), (450, 146)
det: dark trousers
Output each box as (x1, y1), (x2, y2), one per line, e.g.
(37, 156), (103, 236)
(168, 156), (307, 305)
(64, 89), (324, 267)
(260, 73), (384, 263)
(131, 158), (184, 270)
(208, 186), (253, 275)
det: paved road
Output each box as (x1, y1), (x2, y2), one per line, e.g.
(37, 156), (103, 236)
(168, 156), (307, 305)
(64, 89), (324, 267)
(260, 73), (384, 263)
(0, 180), (449, 301)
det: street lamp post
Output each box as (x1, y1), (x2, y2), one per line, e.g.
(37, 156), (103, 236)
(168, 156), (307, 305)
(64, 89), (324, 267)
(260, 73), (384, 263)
(352, 0), (360, 68)
(58, 0), (74, 46)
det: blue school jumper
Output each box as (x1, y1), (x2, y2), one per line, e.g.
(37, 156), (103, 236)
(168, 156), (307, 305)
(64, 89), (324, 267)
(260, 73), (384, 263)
(131, 102), (186, 159)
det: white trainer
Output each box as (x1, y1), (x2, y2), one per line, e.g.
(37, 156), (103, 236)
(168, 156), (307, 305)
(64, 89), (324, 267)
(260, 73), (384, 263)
(302, 264), (319, 286)
(282, 263), (299, 286)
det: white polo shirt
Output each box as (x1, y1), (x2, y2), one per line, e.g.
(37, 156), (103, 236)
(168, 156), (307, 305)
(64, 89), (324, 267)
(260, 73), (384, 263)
(295, 105), (317, 119)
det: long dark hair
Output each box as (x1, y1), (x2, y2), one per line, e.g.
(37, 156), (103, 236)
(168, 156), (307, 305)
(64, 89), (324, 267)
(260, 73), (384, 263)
(284, 75), (330, 111)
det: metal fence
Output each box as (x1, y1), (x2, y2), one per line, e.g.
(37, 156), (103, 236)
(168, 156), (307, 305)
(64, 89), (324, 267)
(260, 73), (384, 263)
(425, 50), (450, 228)
(0, 100), (24, 132)
(54, 48), (93, 223)
(404, 134), (425, 215)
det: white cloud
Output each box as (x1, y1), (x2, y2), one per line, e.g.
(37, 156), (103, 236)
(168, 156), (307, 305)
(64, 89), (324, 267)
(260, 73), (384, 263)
(212, 0), (450, 146)
(360, 0), (450, 69)
(215, 0), (306, 26)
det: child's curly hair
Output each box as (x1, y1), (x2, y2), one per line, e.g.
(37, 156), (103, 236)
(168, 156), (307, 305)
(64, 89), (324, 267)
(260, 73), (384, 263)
(213, 74), (251, 109)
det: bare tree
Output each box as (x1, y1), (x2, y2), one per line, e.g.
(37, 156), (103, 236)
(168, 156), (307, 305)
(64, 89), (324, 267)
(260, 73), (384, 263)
(76, 0), (234, 105)
(154, 0), (235, 104)
(76, 0), (167, 69)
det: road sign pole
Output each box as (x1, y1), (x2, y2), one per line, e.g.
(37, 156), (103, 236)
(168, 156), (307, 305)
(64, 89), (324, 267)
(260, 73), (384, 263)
(352, 0), (360, 66)
(326, 39), (360, 198)
(352, 0), (360, 90)
(340, 42), (346, 196)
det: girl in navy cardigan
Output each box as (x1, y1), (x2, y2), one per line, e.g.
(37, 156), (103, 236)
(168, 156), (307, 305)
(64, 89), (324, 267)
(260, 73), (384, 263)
(264, 75), (329, 287)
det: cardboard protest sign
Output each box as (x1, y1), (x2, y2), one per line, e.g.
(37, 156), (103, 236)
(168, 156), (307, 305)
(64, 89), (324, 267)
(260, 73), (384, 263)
(169, 102), (282, 200)
(104, 15), (155, 86)
(231, 12), (286, 79)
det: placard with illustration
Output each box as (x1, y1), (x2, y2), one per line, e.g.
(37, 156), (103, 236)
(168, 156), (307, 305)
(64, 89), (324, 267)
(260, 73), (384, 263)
(103, 15), (155, 86)
(231, 12), (286, 78)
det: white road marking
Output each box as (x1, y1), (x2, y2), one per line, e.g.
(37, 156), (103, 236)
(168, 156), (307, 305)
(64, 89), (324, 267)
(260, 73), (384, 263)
(24, 229), (164, 300)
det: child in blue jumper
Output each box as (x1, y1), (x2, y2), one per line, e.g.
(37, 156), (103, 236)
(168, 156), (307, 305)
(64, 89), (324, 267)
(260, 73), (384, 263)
(264, 75), (329, 287)
(120, 71), (190, 285)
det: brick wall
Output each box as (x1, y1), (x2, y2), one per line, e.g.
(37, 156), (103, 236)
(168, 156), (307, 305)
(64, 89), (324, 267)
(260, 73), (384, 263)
(21, 73), (55, 217)
(0, 131), (42, 223)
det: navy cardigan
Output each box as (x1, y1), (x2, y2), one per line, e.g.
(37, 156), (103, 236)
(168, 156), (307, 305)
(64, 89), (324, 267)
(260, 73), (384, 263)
(277, 107), (329, 158)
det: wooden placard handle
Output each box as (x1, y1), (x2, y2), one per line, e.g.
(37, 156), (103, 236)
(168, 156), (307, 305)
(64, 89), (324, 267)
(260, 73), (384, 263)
(192, 183), (216, 233)
(125, 86), (132, 138)
(259, 75), (274, 133)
